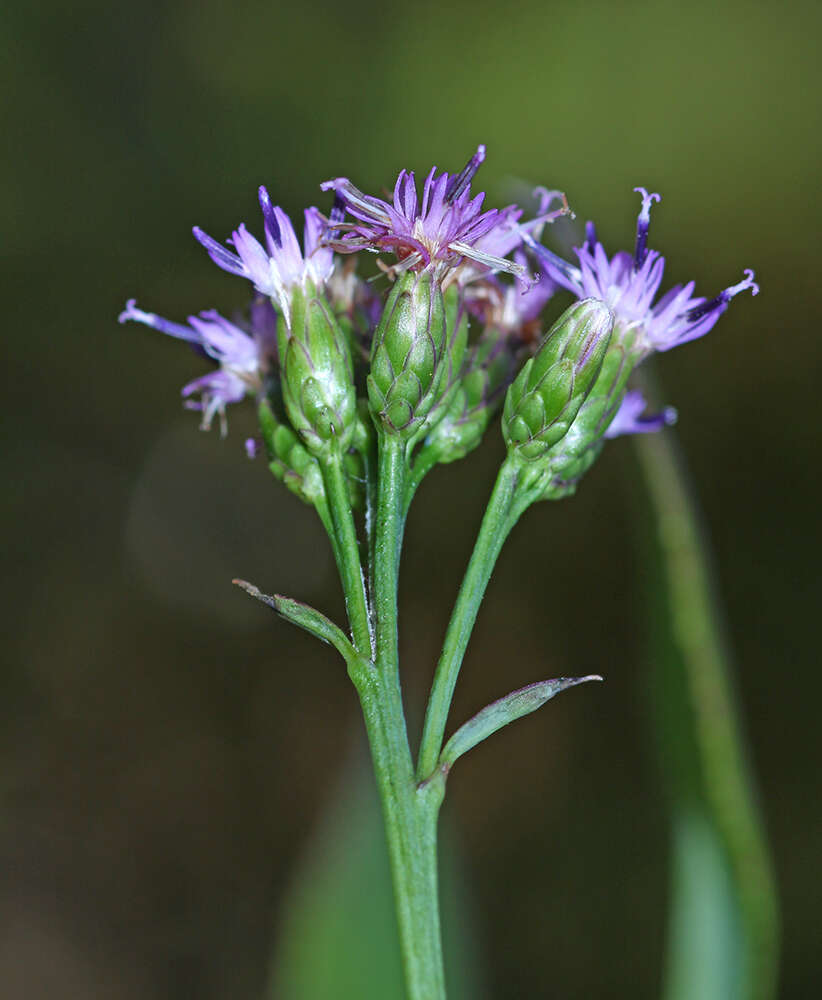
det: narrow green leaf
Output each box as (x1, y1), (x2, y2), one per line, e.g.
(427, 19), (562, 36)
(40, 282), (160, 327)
(634, 396), (779, 1000)
(440, 675), (602, 772)
(232, 579), (361, 668)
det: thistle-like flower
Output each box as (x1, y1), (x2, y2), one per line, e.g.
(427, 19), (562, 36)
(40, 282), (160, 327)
(320, 146), (528, 282)
(193, 195), (335, 329)
(118, 299), (277, 435)
(523, 187), (758, 356)
(466, 249), (557, 341)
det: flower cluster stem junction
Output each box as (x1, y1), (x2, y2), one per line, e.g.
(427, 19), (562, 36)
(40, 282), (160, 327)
(416, 455), (537, 781)
(322, 436), (542, 999)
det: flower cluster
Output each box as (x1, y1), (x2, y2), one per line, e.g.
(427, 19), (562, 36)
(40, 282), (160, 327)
(120, 148), (756, 496)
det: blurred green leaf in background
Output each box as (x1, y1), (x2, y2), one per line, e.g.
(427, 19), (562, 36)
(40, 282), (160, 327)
(272, 747), (484, 1000)
(636, 406), (779, 1000)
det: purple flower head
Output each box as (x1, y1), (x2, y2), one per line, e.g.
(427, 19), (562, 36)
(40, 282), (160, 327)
(320, 146), (529, 283)
(522, 187), (759, 356)
(193, 197), (335, 328)
(604, 389), (677, 439)
(119, 299), (275, 436)
(466, 248), (558, 339)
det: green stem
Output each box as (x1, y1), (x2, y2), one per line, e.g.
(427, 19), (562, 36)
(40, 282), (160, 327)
(313, 496), (342, 569)
(363, 430), (379, 616)
(403, 445), (441, 516)
(356, 669), (446, 1000)
(416, 454), (533, 781)
(320, 449), (372, 657)
(374, 436), (407, 665)
(362, 433), (446, 1000)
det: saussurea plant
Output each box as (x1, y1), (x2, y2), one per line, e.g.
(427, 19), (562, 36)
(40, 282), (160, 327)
(120, 147), (758, 999)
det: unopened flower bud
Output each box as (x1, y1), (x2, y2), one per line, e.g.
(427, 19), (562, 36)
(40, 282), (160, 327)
(502, 299), (613, 460)
(424, 326), (517, 464)
(258, 398), (326, 505)
(535, 329), (668, 499)
(278, 285), (357, 456)
(367, 271), (448, 436)
(406, 284), (470, 450)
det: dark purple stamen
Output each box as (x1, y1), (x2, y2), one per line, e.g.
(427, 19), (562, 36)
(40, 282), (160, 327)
(633, 187), (661, 270)
(584, 221), (597, 248)
(192, 227), (245, 276)
(329, 193), (346, 227)
(685, 269), (759, 322)
(258, 186), (281, 247)
(118, 299), (200, 342)
(685, 294), (726, 323)
(445, 144), (486, 204)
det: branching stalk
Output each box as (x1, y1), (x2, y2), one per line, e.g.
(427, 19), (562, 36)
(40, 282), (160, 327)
(416, 454), (536, 781)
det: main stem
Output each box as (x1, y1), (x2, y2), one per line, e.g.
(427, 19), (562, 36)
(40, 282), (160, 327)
(370, 435), (446, 1000)
(417, 455), (531, 780)
(328, 434), (447, 999)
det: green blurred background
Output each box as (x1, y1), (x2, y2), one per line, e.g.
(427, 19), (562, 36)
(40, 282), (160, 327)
(2, 0), (820, 996)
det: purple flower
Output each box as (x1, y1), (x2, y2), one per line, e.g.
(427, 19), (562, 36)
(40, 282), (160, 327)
(603, 389), (677, 438)
(193, 195), (335, 327)
(461, 189), (570, 336)
(466, 249), (557, 336)
(320, 146), (529, 282)
(523, 187), (759, 356)
(119, 299), (276, 435)
(467, 187), (568, 270)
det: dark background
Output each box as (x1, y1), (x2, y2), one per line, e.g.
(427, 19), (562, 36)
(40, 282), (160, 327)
(2, 0), (820, 996)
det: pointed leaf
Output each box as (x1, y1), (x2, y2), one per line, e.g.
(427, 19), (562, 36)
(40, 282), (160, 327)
(233, 579), (360, 666)
(440, 675), (602, 772)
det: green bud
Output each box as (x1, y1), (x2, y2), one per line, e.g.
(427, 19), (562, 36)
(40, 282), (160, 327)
(367, 271), (448, 437)
(534, 319), (646, 498)
(405, 283), (471, 451)
(258, 398), (326, 506)
(423, 325), (517, 464)
(277, 284), (357, 456)
(501, 298), (613, 461)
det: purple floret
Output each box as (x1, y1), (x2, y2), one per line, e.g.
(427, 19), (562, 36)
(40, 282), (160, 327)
(320, 146), (532, 282)
(193, 200), (335, 327)
(119, 299), (275, 435)
(523, 187), (758, 356)
(604, 389), (677, 438)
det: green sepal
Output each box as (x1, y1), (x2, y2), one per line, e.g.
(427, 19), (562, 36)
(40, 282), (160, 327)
(258, 398), (326, 506)
(439, 675), (602, 773)
(412, 324), (517, 469)
(232, 580), (372, 686)
(367, 271), (448, 437)
(404, 283), (470, 451)
(502, 299), (613, 461)
(533, 321), (646, 498)
(277, 284), (357, 456)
